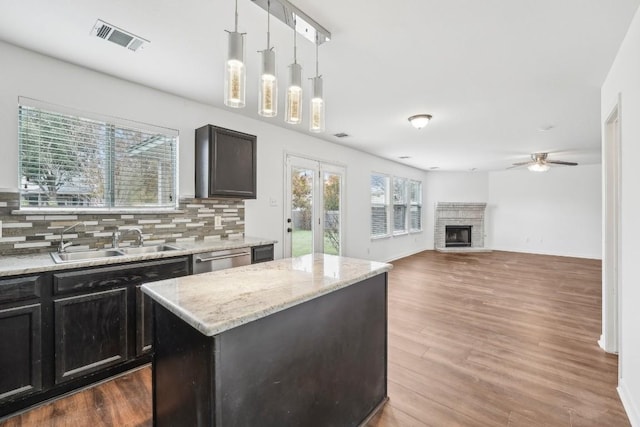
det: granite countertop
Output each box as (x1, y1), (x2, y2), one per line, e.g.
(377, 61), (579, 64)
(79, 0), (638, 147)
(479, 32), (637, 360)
(141, 254), (392, 337)
(0, 236), (276, 277)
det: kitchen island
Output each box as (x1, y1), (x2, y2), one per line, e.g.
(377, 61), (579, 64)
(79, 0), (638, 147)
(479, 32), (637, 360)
(142, 254), (391, 427)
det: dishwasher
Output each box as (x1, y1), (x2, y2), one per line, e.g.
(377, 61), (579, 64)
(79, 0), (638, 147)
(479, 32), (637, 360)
(192, 247), (252, 274)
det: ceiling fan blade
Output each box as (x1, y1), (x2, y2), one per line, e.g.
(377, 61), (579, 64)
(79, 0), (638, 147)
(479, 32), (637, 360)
(547, 160), (578, 166)
(511, 161), (532, 166)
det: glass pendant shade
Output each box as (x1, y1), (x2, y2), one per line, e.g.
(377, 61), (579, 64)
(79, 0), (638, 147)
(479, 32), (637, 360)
(224, 31), (246, 108)
(528, 163), (550, 172)
(310, 76), (325, 133)
(285, 63), (303, 124)
(259, 49), (277, 117)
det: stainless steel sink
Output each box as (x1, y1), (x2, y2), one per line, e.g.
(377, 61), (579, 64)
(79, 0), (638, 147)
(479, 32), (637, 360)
(51, 249), (125, 263)
(119, 244), (182, 255)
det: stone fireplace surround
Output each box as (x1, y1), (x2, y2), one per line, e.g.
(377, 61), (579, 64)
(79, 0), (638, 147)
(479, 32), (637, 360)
(434, 202), (490, 252)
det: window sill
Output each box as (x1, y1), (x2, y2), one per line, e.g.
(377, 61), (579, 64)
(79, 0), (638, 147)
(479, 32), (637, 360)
(393, 231), (409, 237)
(13, 208), (184, 216)
(370, 234), (391, 241)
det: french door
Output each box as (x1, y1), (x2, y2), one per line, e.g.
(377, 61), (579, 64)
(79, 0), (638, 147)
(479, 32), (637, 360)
(284, 155), (345, 258)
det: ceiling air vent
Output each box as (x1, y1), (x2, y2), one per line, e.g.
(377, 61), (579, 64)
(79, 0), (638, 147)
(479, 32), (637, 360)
(91, 20), (149, 52)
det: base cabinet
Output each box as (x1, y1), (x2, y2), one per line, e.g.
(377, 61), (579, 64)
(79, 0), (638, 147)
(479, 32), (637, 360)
(54, 288), (128, 383)
(0, 256), (189, 418)
(0, 303), (42, 402)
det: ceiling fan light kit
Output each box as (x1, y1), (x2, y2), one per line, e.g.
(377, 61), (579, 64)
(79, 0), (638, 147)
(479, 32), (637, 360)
(408, 114), (432, 129)
(511, 152), (578, 172)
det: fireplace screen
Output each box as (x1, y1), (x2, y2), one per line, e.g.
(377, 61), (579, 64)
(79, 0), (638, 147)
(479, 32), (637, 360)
(445, 225), (472, 247)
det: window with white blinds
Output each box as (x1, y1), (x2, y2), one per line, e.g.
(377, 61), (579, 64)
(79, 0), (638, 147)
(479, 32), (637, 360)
(370, 173), (422, 239)
(18, 100), (177, 210)
(370, 174), (389, 238)
(393, 177), (408, 234)
(409, 180), (422, 232)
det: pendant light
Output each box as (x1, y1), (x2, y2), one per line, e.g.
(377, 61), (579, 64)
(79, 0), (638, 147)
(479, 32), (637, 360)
(309, 35), (324, 133)
(285, 17), (302, 124)
(258, 0), (277, 117)
(224, 0), (246, 108)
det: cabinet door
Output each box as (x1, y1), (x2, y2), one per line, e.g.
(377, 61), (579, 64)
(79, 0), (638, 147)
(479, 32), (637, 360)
(54, 288), (128, 384)
(195, 125), (257, 199)
(0, 304), (42, 402)
(136, 285), (153, 356)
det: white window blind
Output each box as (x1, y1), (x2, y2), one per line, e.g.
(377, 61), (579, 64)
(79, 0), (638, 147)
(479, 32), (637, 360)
(409, 180), (422, 232)
(393, 177), (408, 234)
(18, 100), (177, 210)
(370, 174), (389, 238)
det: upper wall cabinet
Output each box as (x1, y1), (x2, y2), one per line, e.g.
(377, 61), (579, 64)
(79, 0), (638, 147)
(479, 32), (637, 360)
(195, 125), (257, 199)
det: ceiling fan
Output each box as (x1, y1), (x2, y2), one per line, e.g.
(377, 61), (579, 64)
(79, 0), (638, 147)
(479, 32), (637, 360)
(510, 153), (578, 172)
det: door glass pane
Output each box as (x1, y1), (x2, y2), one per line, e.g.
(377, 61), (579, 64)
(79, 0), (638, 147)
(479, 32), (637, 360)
(323, 172), (340, 255)
(291, 167), (314, 257)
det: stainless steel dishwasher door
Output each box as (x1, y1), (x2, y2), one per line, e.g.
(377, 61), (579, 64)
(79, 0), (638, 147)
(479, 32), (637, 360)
(192, 248), (252, 274)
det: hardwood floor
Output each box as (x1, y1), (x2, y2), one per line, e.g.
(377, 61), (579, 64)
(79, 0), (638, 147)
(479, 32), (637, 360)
(1, 250), (629, 426)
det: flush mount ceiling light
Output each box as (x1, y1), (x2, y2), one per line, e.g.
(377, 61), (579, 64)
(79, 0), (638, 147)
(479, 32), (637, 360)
(224, 0), (246, 108)
(408, 114), (432, 129)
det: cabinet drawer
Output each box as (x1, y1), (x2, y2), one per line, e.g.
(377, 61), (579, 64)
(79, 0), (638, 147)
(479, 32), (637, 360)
(0, 275), (42, 304)
(53, 257), (189, 295)
(252, 245), (274, 264)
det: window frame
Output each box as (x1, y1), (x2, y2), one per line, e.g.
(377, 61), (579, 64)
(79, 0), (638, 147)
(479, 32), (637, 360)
(409, 179), (423, 233)
(370, 173), (423, 239)
(17, 97), (179, 212)
(370, 173), (391, 239)
(392, 176), (408, 235)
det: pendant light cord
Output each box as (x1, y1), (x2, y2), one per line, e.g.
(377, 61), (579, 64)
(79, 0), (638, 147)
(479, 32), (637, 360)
(293, 17), (297, 63)
(266, 0), (271, 50)
(315, 33), (319, 77)
(234, 0), (238, 31)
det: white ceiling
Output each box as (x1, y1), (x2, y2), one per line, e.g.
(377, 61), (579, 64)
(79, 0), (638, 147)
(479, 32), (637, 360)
(1, 0), (638, 171)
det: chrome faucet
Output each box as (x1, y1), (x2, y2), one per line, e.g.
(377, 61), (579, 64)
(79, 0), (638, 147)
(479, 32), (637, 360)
(112, 227), (144, 249)
(58, 222), (85, 253)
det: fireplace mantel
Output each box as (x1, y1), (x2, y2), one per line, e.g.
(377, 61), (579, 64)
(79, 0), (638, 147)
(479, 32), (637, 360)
(434, 202), (490, 252)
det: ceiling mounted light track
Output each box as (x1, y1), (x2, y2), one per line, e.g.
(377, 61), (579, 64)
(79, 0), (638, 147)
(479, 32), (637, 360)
(250, 0), (331, 45)
(224, 0), (246, 108)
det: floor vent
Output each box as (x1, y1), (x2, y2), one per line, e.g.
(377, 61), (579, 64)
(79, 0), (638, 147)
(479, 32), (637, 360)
(91, 20), (149, 52)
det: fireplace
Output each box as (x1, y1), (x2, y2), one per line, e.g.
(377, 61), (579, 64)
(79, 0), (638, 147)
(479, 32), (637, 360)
(445, 225), (472, 247)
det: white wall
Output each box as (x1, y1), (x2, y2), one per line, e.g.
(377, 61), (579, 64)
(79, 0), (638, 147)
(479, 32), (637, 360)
(488, 165), (602, 259)
(602, 5), (640, 425)
(0, 40), (428, 262)
(424, 172), (489, 248)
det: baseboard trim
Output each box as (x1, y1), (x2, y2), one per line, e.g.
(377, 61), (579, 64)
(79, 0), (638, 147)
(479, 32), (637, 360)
(618, 379), (639, 427)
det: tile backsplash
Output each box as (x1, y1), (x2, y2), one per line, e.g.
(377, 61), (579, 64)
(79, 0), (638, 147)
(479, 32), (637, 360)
(0, 192), (245, 256)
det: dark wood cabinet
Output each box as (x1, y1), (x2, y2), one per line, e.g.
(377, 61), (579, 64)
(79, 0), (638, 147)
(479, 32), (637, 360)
(0, 303), (42, 402)
(251, 244), (274, 264)
(0, 257), (189, 417)
(195, 124), (257, 199)
(136, 285), (153, 356)
(53, 288), (128, 383)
